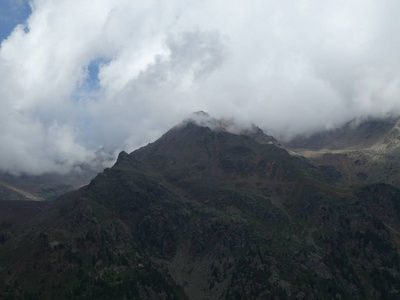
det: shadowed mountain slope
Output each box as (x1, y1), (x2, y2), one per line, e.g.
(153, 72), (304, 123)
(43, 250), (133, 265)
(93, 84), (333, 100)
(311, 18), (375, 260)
(1, 118), (400, 299)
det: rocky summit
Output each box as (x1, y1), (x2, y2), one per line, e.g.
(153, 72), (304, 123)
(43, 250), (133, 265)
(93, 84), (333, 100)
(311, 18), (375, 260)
(1, 115), (400, 299)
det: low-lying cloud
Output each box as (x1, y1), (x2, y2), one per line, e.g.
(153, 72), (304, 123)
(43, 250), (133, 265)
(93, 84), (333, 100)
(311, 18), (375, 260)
(1, 0), (400, 175)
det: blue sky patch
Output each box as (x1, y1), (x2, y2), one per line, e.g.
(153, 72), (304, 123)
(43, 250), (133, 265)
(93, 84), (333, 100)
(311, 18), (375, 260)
(0, 0), (31, 43)
(86, 57), (111, 90)
(73, 57), (111, 103)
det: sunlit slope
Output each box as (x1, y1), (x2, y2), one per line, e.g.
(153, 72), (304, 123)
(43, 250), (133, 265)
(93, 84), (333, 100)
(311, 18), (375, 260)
(286, 117), (400, 186)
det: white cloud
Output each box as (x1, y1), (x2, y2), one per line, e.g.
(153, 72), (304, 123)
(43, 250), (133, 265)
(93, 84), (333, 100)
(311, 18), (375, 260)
(1, 0), (400, 174)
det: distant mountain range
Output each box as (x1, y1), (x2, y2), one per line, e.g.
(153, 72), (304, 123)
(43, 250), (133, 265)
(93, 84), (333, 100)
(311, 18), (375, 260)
(0, 161), (109, 201)
(1, 113), (400, 299)
(286, 117), (400, 187)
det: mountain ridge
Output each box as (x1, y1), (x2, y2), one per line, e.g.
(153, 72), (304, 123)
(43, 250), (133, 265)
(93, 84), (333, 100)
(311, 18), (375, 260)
(285, 116), (400, 187)
(1, 115), (400, 299)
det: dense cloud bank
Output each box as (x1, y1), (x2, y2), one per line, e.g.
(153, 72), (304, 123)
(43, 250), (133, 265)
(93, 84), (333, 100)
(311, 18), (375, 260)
(1, 0), (400, 174)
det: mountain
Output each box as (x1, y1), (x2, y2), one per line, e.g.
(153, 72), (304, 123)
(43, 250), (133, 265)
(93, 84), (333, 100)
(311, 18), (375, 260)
(285, 117), (400, 187)
(1, 114), (400, 299)
(0, 162), (111, 202)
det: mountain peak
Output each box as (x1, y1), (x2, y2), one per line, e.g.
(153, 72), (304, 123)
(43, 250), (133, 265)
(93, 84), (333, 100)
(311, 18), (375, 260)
(180, 111), (225, 131)
(175, 111), (276, 144)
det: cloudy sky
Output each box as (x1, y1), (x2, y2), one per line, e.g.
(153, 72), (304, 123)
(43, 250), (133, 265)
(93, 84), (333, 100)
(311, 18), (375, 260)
(1, 0), (400, 175)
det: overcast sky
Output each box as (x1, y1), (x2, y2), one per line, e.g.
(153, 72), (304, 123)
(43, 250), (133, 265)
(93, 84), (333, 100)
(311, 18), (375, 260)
(1, 0), (400, 175)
